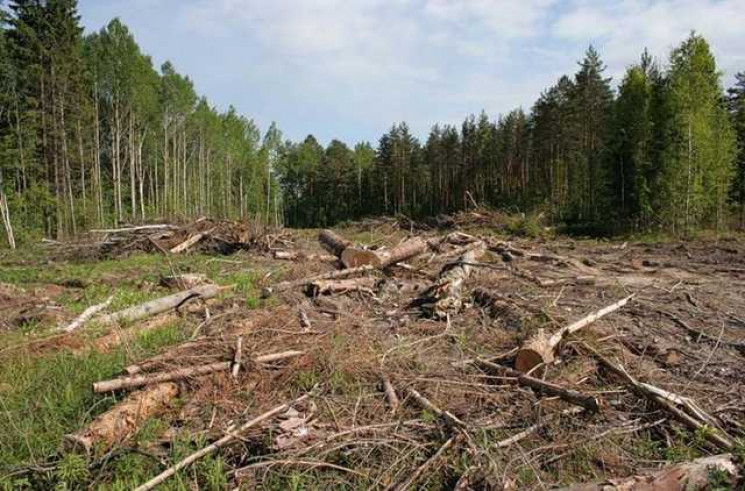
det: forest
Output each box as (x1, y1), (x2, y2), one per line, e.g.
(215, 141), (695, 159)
(1, 0), (745, 248)
(3, 2), (745, 490)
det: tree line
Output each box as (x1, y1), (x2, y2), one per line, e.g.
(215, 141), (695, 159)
(1, 1), (744, 249)
(0, 1), (281, 246)
(278, 39), (745, 235)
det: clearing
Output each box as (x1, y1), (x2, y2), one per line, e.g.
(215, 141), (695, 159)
(0, 214), (744, 489)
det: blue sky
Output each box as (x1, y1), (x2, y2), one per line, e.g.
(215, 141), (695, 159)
(79, 0), (745, 145)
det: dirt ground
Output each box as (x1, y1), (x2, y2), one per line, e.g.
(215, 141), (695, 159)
(1, 218), (744, 489)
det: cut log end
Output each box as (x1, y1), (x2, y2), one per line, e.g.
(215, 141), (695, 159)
(515, 348), (553, 373)
(341, 248), (382, 269)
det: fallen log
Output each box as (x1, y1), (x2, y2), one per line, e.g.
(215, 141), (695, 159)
(94, 350), (304, 393)
(262, 265), (376, 297)
(64, 383), (178, 454)
(340, 247), (382, 268)
(318, 229), (353, 256)
(169, 231), (209, 254)
(515, 294), (634, 372)
(583, 344), (735, 451)
(59, 295), (114, 333)
(555, 454), (739, 490)
(377, 237), (428, 268)
(134, 394), (310, 491)
(307, 277), (377, 296)
(319, 229), (383, 268)
(418, 241), (486, 318)
(273, 250), (337, 263)
(475, 358), (600, 412)
(97, 284), (226, 326)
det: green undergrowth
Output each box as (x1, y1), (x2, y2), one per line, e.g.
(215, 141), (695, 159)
(0, 247), (270, 488)
(0, 319), (189, 488)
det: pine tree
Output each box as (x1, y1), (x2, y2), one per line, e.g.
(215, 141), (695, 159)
(727, 72), (745, 226)
(567, 46), (614, 223)
(610, 58), (654, 227)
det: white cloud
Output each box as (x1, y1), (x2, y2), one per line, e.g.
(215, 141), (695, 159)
(161, 0), (745, 141)
(552, 0), (745, 80)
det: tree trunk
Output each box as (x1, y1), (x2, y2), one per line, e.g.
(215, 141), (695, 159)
(98, 284), (225, 326)
(515, 295), (634, 372)
(64, 383), (179, 454)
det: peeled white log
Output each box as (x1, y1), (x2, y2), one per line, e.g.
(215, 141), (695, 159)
(97, 285), (225, 326)
(59, 296), (114, 333)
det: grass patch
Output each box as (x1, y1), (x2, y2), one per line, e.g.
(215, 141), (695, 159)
(0, 320), (187, 483)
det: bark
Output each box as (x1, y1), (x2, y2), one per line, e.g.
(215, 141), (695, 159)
(64, 383), (178, 454)
(318, 229), (377, 268)
(418, 241), (486, 318)
(378, 237), (428, 268)
(97, 284), (224, 326)
(308, 277), (377, 296)
(516, 295), (634, 372)
(556, 454), (739, 491)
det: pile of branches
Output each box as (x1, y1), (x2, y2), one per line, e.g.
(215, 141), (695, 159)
(50, 227), (745, 489)
(79, 218), (292, 258)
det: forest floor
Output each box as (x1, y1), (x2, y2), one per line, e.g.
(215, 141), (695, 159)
(0, 215), (744, 490)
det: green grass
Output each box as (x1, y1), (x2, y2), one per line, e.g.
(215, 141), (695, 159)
(0, 320), (188, 470)
(0, 247), (272, 488)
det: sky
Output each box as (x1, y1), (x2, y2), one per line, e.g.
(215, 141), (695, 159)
(78, 0), (745, 145)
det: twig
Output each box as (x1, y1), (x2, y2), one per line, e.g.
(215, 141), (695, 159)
(380, 372), (400, 413)
(134, 394), (310, 491)
(392, 435), (461, 491)
(406, 388), (466, 429)
(231, 336), (243, 379)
